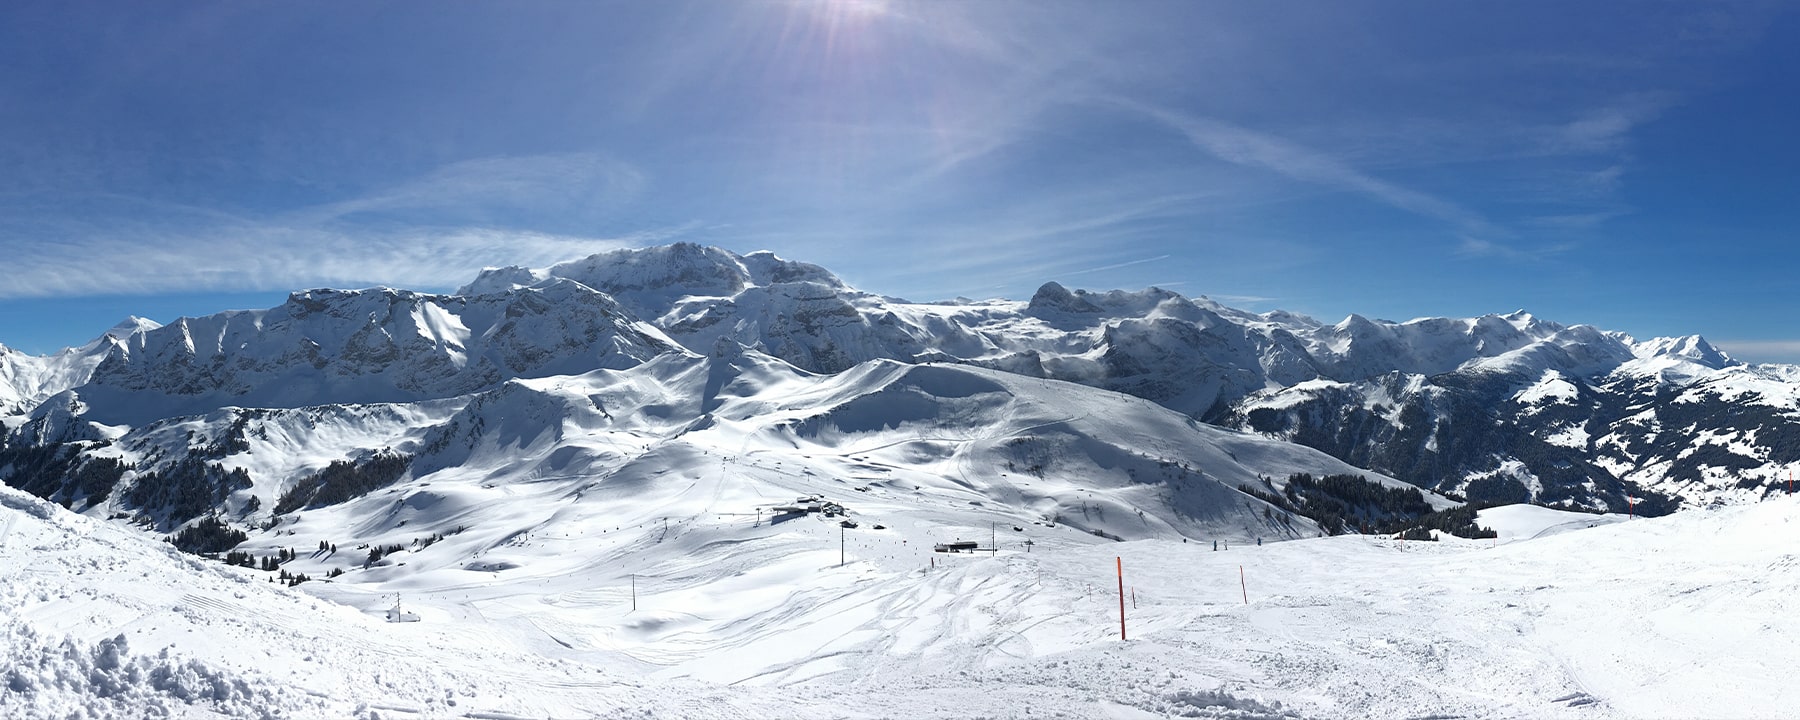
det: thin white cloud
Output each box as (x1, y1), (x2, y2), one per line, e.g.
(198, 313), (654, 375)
(1063, 254), (1173, 277)
(1209, 293), (1276, 305)
(1455, 236), (1574, 262)
(0, 152), (681, 299)
(0, 225), (669, 299)
(1122, 100), (1503, 238)
(293, 152), (645, 225)
(1712, 341), (1800, 366)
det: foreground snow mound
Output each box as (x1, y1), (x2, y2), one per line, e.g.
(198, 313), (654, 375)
(1, 627), (287, 720)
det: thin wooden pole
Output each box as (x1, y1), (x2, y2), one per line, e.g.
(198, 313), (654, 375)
(630, 573), (636, 612)
(1239, 565), (1247, 604)
(1117, 557), (1126, 641)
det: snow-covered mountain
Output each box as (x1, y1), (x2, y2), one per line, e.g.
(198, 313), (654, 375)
(0, 317), (158, 420)
(75, 282), (681, 426)
(6, 243), (1797, 520)
(463, 244), (1791, 512)
(9, 241), (1798, 522)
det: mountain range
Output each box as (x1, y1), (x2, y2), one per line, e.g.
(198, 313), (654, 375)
(4, 243), (1793, 541)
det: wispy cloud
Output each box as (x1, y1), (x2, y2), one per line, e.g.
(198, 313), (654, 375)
(1121, 100), (1504, 238)
(0, 152), (681, 299)
(1713, 340), (1800, 366)
(292, 152), (645, 227)
(1063, 254), (1172, 277)
(1455, 236), (1575, 262)
(1209, 293), (1277, 305)
(0, 225), (666, 299)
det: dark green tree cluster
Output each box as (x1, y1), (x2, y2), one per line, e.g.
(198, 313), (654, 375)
(128, 458), (253, 527)
(1240, 473), (1504, 539)
(167, 517), (248, 555)
(1240, 473), (1434, 536)
(364, 543), (406, 567)
(276, 569), (311, 586)
(1401, 504), (1498, 539)
(256, 547), (297, 570)
(275, 452), (412, 514)
(1462, 476), (1531, 505)
(195, 413), (256, 458)
(0, 442), (132, 509)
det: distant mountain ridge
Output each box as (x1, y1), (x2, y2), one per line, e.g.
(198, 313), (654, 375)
(0, 242), (1788, 531)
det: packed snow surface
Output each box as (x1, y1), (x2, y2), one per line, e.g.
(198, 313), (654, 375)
(9, 475), (1800, 718)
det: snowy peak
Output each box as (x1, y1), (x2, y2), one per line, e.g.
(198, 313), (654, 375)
(463, 243), (852, 322)
(102, 316), (162, 342)
(1026, 282), (1191, 319)
(1633, 334), (1734, 369)
(0, 322), (142, 419)
(1026, 282), (1104, 314)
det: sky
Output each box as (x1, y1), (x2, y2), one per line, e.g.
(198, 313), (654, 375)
(2, 1), (1798, 360)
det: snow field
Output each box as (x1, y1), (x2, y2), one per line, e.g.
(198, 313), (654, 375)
(12, 481), (1800, 717)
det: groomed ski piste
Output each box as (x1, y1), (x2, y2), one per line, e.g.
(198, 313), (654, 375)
(7, 353), (1800, 719)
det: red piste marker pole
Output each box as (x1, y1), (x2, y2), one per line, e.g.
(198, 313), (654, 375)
(1117, 557), (1127, 641)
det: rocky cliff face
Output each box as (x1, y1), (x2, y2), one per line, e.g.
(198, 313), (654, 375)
(72, 281), (682, 425)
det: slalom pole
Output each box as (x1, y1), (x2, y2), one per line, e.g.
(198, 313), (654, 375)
(1117, 557), (1126, 641)
(1239, 565), (1247, 605)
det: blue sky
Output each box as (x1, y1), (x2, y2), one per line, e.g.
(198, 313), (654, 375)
(2, 1), (1798, 360)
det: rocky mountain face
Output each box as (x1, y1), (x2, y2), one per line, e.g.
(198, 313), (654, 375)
(2, 243), (1793, 533)
(72, 281), (682, 426)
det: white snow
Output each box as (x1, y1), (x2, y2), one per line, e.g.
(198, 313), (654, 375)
(10, 480), (1800, 718)
(1476, 503), (1626, 541)
(1515, 370), (1581, 405)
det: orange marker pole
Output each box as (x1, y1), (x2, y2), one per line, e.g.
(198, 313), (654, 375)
(1117, 557), (1126, 641)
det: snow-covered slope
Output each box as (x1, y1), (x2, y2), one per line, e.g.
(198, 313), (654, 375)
(10, 466), (1800, 719)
